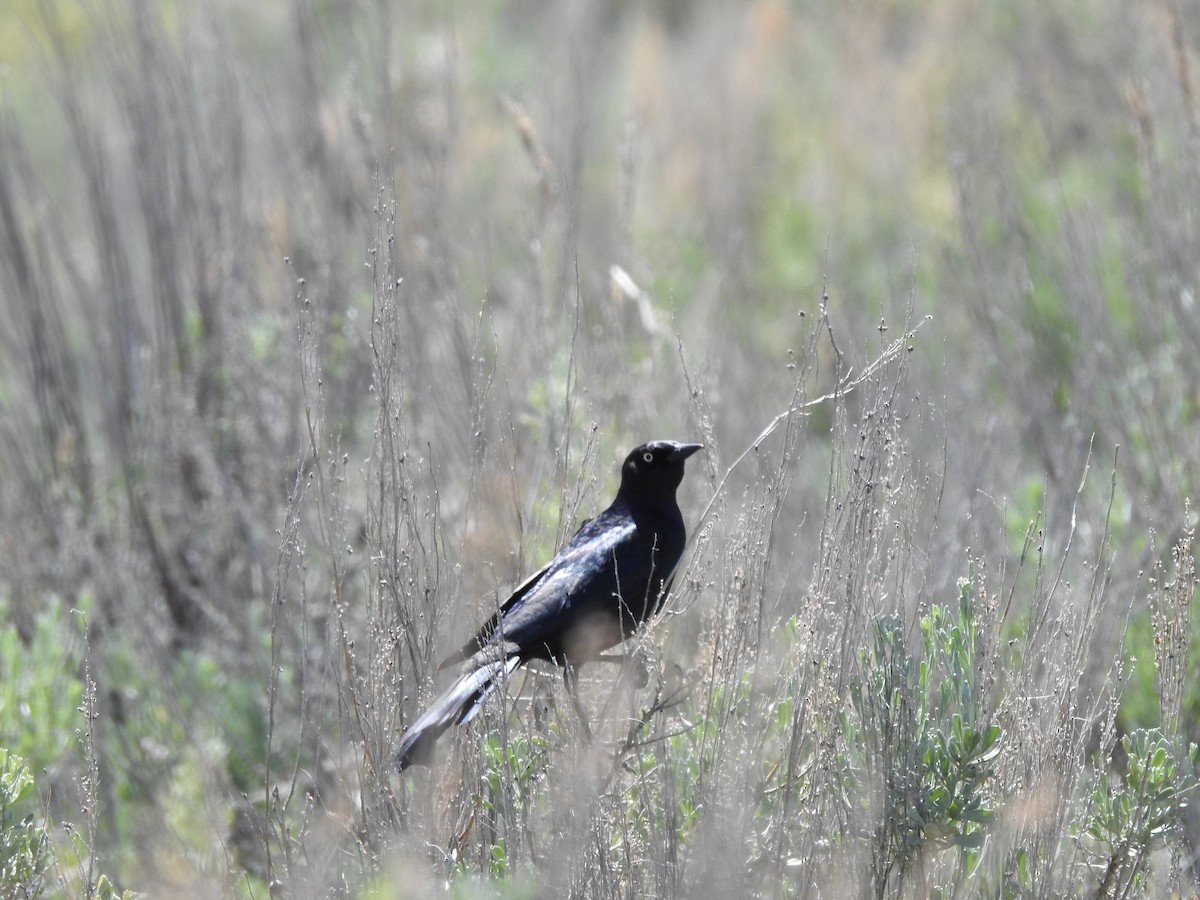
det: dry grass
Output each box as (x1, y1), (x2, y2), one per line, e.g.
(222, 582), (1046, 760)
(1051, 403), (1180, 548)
(0, 1), (1197, 897)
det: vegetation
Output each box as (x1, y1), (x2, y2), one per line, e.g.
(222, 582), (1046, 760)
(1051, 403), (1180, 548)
(0, 0), (1197, 896)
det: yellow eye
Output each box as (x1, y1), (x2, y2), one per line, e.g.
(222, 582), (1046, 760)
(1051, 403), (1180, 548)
(642, 451), (654, 463)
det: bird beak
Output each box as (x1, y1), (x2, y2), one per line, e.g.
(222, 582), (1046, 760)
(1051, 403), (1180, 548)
(668, 442), (704, 463)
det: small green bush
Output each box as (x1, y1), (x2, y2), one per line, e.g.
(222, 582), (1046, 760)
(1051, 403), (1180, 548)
(1077, 729), (1200, 898)
(846, 578), (1001, 894)
(0, 596), (85, 776)
(0, 748), (50, 898)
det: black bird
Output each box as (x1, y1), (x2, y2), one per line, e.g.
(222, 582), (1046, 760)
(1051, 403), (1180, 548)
(396, 439), (703, 771)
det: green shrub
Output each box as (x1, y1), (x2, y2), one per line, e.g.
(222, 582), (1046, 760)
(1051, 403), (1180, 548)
(1077, 729), (1200, 898)
(0, 748), (50, 898)
(0, 597), (85, 776)
(846, 578), (1002, 893)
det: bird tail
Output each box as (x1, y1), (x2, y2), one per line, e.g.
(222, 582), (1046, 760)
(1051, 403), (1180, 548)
(396, 655), (520, 771)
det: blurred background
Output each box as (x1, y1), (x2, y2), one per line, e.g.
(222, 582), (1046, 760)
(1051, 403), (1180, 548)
(0, 0), (1197, 895)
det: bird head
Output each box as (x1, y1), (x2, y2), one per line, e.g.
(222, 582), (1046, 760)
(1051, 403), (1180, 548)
(619, 440), (704, 496)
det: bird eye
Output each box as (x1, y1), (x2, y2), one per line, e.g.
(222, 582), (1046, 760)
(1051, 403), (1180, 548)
(642, 451), (654, 463)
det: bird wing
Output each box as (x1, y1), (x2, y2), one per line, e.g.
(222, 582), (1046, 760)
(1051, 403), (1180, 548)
(438, 559), (553, 668)
(491, 513), (637, 650)
(438, 513), (603, 669)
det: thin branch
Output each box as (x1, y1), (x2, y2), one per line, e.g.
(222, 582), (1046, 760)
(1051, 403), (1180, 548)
(688, 318), (929, 549)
